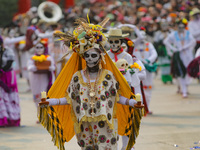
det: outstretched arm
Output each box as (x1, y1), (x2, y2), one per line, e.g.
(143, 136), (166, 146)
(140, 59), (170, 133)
(47, 97), (69, 106)
(118, 95), (137, 107)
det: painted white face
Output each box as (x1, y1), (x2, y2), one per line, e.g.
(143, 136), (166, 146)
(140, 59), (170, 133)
(84, 48), (101, 68)
(116, 59), (129, 69)
(140, 31), (147, 40)
(9, 29), (16, 38)
(35, 43), (45, 55)
(178, 24), (185, 32)
(109, 38), (121, 52)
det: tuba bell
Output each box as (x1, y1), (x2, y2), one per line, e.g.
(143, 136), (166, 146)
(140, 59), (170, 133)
(38, 1), (62, 22)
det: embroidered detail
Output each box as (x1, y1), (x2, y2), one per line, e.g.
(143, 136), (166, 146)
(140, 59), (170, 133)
(96, 101), (101, 109)
(71, 92), (76, 100)
(110, 88), (116, 96)
(115, 82), (119, 90)
(74, 76), (79, 82)
(111, 137), (117, 145)
(78, 140), (85, 147)
(105, 74), (111, 80)
(76, 106), (80, 114)
(103, 80), (108, 86)
(83, 103), (88, 110)
(98, 121), (105, 128)
(76, 96), (81, 104)
(85, 146), (93, 150)
(107, 113), (111, 120)
(99, 135), (106, 143)
(108, 100), (113, 108)
(105, 91), (110, 98)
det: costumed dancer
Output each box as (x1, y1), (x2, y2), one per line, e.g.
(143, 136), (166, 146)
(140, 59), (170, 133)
(38, 18), (144, 150)
(154, 20), (172, 84)
(164, 18), (196, 98)
(133, 27), (158, 114)
(27, 39), (55, 121)
(4, 27), (25, 79)
(188, 8), (200, 53)
(0, 36), (20, 127)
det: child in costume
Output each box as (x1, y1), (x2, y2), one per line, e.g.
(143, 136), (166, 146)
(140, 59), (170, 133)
(0, 36), (20, 127)
(164, 18), (196, 98)
(27, 39), (55, 118)
(39, 18), (144, 150)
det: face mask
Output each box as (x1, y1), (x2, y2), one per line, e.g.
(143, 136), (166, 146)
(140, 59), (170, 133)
(35, 43), (45, 55)
(109, 39), (121, 52)
(84, 48), (101, 68)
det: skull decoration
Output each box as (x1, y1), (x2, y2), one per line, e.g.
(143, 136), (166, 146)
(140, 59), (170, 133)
(84, 48), (101, 68)
(116, 59), (129, 70)
(109, 38), (121, 52)
(35, 43), (45, 55)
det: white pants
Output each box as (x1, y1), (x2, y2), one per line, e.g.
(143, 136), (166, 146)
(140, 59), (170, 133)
(177, 77), (187, 96)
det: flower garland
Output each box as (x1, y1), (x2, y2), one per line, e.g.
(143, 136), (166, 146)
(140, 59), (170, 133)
(32, 55), (49, 62)
(129, 62), (142, 71)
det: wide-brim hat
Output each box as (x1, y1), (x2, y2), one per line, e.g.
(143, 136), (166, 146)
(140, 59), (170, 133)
(190, 8), (200, 16)
(105, 28), (129, 39)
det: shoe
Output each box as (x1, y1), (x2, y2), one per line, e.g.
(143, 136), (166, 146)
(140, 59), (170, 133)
(182, 94), (188, 98)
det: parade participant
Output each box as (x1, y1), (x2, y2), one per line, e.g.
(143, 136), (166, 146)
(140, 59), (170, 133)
(164, 18), (196, 98)
(133, 27), (158, 114)
(4, 25), (25, 78)
(188, 8), (200, 53)
(154, 20), (172, 84)
(0, 36), (20, 127)
(27, 38), (55, 122)
(107, 28), (133, 64)
(39, 18), (144, 150)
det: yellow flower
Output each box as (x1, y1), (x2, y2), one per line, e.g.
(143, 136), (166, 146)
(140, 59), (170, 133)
(96, 129), (99, 134)
(82, 134), (86, 138)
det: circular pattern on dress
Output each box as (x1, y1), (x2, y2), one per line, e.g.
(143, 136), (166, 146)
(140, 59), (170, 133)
(105, 91), (110, 98)
(98, 121), (105, 128)
(103, 81), (108, 86)
(111, 137), (117, 145)
(105, 74), (111, 80)
(116, 81), (119, 90)
(73, 76), (79, 82)
(76, 96), (81, 104)
(89, 108), (96, 115)
(94, 145), (99, 150)
(78, 140), (85, 147)
(107, 113), (111, 120)
(98, 135), (106, 143)
(71, 92), (76, 100)
(76, 83), (80, 90)
(108, 100), (113, 108)
(76, 106), (80, 114)
(100, 95), (106, 101)
(110, 88), (116, 96)
(96, 101), (101, 109)
(83, 103), (88, 110)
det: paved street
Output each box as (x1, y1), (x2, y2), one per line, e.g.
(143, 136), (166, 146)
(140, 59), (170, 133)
(0, 76), (200, 150)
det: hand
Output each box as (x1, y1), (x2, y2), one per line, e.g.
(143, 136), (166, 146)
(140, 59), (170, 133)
(39, 100), (49, 108)
(142, 59), (150, 64)
(128, 99), (137, 107)
(30, 65), (37, 72)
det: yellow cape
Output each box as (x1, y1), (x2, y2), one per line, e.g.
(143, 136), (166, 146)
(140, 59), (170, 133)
(39, 52), (136, 149)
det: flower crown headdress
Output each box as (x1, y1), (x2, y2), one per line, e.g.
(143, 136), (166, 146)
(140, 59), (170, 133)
(54, 17), (109, 58)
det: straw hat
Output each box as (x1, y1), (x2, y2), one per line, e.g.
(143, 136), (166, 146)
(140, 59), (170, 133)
(190, 8), (200, 16)
(105, 28), (129, 39)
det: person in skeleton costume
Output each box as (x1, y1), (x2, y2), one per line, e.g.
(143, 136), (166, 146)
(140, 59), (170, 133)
(38, 18), (144, 150)
(27, 39), (55, 121)
(188, 8), (200, 53)
(107, 29), (133, 65)
(4, 26), (25, 79)
(164, 18), (196, 98)
(133, 27), (158, 114)
(0, 36), (20, 127)
(154, 20), (173, 84)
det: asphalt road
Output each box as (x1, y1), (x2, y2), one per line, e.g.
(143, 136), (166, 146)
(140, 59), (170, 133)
(0, 76), (200, 150)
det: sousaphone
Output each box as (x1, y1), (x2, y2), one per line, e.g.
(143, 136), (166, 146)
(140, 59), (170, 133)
(38, 1), (62, 22)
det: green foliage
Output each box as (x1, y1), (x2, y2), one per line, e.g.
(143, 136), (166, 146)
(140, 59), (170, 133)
(0, 0), (18, 27)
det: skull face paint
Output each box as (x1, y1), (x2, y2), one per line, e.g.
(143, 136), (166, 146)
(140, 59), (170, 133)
(140, 31), (147, 40)
(84, 48), (101, 68)
(116, 59), (129, 70)
(35, 43), (45, 55)
(109, 38), (121, 52)
(178, 24), (185, 33)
